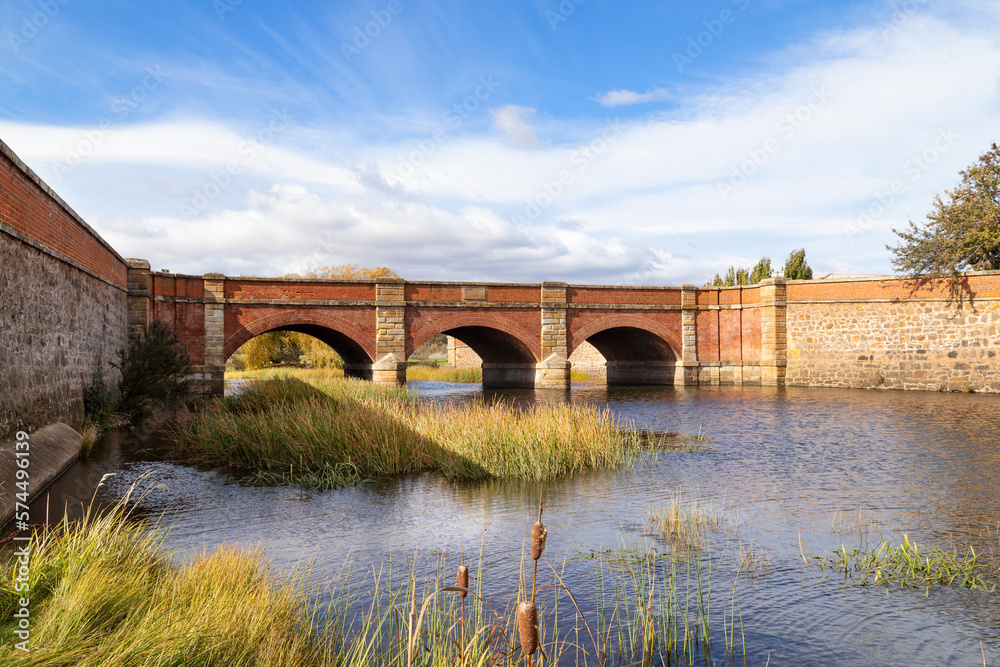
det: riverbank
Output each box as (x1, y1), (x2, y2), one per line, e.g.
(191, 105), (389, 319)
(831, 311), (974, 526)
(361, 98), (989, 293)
(225, 365), (599, 384)
(171, 376), (650, 487)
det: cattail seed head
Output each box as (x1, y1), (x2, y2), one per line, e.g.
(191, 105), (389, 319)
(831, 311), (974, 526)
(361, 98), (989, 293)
(517, 600), (539, 656)
(531, 521), (547, 561)
(457, 564), (469, 598)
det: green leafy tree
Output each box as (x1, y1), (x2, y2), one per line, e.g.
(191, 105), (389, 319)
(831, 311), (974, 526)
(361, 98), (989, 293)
(888, 142), (1000, 277)
(750, 257), (772, 284)
(783, 249), (813, 280)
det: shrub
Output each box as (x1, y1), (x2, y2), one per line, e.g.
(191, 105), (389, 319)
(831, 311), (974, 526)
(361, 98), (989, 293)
(116, 320), (190, 420)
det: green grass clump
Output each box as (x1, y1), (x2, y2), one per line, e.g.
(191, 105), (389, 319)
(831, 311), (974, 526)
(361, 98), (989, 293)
(813, 533), (1000, 591)
(170, 377), (647, 487)
(0, 487), (335, 666)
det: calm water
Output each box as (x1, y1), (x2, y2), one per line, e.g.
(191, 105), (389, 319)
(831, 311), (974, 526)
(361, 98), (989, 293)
(25, 381), (1000, 665)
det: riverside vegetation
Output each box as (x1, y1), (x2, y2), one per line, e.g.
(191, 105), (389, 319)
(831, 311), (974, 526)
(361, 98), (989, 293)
(0, 483), (755, 667)
(170, 376), (656, 488)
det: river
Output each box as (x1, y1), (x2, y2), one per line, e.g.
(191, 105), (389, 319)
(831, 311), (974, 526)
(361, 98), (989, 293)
(23, 381), (1000, 665)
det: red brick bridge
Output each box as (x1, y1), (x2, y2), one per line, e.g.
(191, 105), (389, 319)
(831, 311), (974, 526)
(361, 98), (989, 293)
(127, 264), (786, 394)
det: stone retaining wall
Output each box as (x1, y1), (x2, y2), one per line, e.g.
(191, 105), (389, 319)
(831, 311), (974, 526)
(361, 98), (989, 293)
(0, 139), (128, 436)
(786, 275), (1000, 392)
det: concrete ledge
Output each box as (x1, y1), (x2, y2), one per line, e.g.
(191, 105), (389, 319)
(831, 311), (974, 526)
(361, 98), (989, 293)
(0, 423), (81, 527)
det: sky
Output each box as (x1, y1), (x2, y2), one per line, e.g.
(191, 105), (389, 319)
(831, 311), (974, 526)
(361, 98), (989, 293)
(0, 0), (998, 284)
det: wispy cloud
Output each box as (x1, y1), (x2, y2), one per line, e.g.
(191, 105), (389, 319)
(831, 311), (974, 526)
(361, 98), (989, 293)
(490, 105), (540, 149)
(592, 87), (671, 107)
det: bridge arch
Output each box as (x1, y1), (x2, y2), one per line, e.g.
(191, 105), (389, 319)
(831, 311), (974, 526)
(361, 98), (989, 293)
(409, 313), (541, 388)
(570, 315), (681, 385)
(408, 313), (541, 363)
(224, 311), (376, 372)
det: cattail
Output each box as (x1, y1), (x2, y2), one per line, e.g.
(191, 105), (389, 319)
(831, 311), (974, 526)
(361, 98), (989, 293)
(517, 600), (539, 656)
(531, 521), (547, 561)
(457, 564), (469, 598)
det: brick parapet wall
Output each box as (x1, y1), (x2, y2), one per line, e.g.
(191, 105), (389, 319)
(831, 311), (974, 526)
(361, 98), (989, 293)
(0, 139), (128, 434)
(0, 138), (127, 289)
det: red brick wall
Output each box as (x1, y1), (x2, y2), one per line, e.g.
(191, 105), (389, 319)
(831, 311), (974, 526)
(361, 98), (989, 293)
(227, 280), (375, 301)
(567, 310), (684, 357)
(0, 142), (126, 287)
(567, 287), (682, 305)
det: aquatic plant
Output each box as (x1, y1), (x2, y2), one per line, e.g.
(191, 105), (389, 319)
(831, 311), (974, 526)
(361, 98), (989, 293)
(646, 494), (725, 550)
(813, 533), (1000, 592)
(74, 421), (102, 461)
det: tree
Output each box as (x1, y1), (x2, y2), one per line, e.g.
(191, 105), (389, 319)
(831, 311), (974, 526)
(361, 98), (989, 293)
(750, 257), (772, 284)
(299, 264), (399, 280)
(888, 142), (1000, 277)
(706, 256), (776, 286)
(783, 249), (813, 280)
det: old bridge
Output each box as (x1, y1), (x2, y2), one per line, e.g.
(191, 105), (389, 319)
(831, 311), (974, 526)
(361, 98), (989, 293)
(126, 263), (787, 394)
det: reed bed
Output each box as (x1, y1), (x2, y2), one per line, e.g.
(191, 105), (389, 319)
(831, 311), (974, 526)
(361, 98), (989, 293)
(170, 377), (647, 487)
(404, 365), (483, 383)
(646, 494), (725, 551)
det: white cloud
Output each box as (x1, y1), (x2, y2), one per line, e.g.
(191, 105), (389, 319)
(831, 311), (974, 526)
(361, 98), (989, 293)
(592, 87), (671, 107)
(490, 105), (540, 149)
(2, 10), (997, 285)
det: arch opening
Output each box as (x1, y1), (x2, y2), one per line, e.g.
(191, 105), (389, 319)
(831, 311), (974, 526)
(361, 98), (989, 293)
(227, 325), (374, 380)
(582, 326), (678, 386)
(440, 326), (538, 388)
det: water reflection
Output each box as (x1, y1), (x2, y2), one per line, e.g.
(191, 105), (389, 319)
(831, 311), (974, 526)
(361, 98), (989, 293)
(23, 381), (1000, 665)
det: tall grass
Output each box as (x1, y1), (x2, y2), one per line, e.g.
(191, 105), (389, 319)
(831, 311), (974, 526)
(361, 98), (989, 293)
(170, 377), (647, 487)
(0, 481), (336, 666)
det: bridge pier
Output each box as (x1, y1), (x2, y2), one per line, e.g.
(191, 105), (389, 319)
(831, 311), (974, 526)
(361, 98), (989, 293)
(374, 278), (408, 386)
(536, 282), (571, 389)
(605, 361), (679, 385)
(482, 363), (536, 388)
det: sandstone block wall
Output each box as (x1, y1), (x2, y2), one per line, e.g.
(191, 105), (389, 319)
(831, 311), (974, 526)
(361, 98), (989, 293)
(0, 139), (128, 436)
(787, 296), (1000, 392)
(786, 274), (1000, 392)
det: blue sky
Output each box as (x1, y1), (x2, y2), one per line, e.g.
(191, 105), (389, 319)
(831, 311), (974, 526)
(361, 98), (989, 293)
(1, 0), (997, 283)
